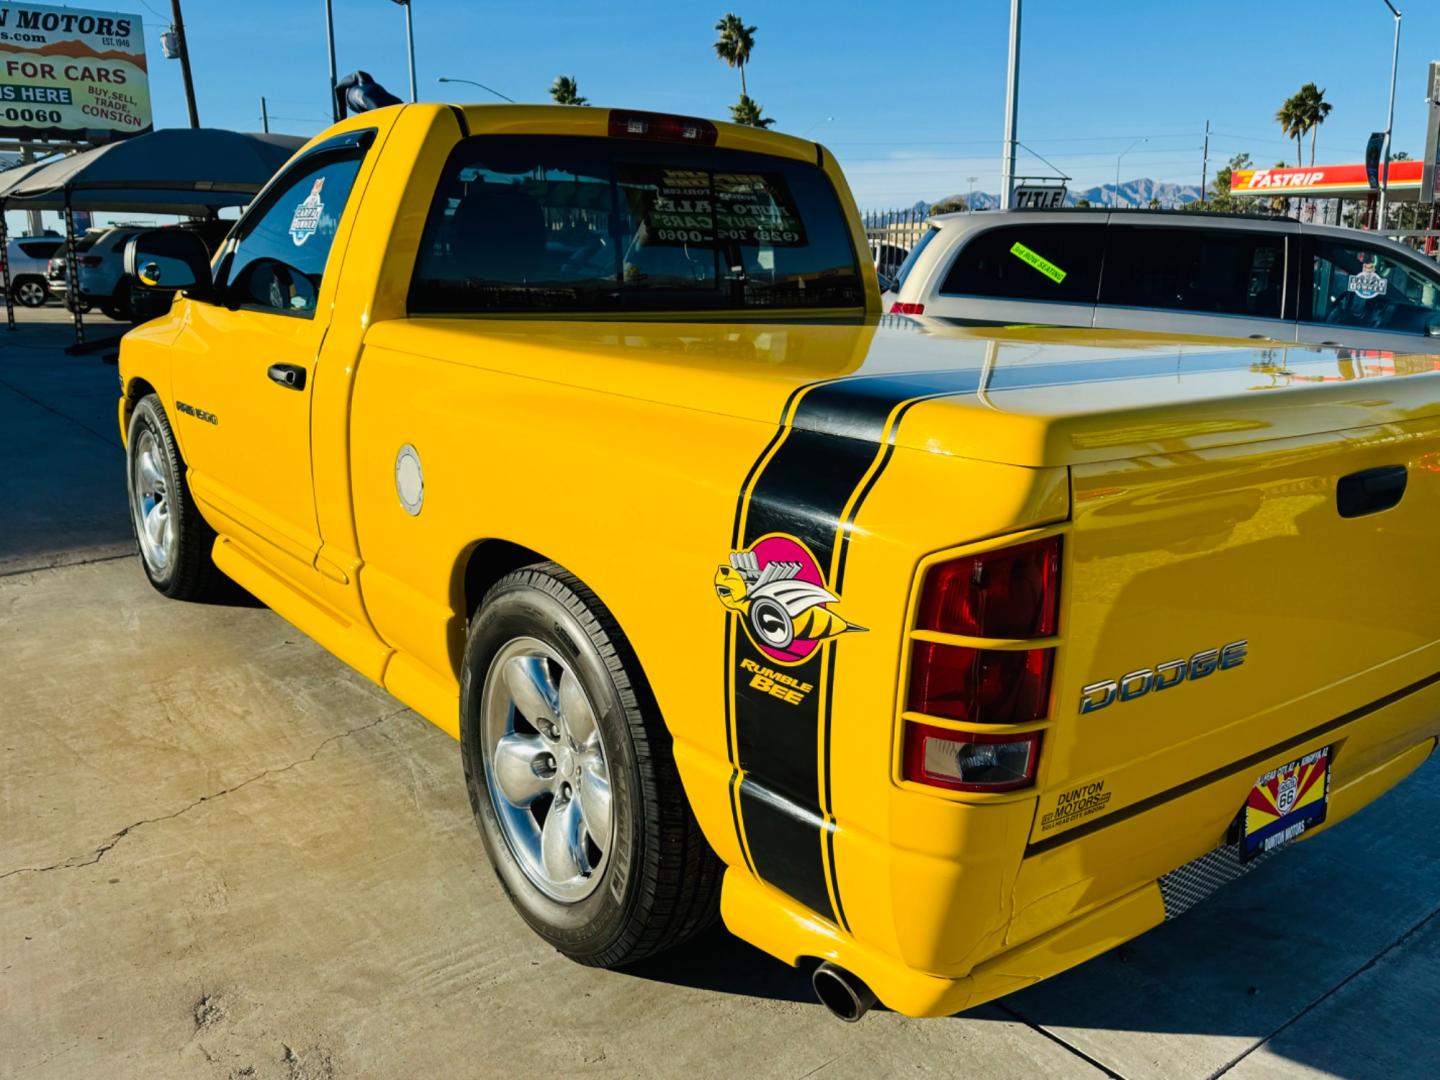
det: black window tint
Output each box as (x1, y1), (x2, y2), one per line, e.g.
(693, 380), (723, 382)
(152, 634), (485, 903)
(408, 136), (863, 315)
(1100, 227), (1285, 318)
(940, 223), (1103, 303)
(218, 156), (363, 317)
(1304, 238), (1440, 335)
(18, 240), (61, 258)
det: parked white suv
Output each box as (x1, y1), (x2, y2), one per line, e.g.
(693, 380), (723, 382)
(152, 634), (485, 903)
(6, 234), (63, 307)
(888, 209), (1440, 353)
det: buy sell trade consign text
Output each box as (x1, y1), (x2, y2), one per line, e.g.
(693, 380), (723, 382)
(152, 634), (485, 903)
(0, 2), (151, 143)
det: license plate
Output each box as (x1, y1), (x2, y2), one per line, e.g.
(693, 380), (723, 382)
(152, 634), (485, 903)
(1239, 746), (1330, 862)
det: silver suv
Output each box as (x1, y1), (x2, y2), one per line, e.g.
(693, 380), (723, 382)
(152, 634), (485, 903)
(6, 235), (63, 307)
(889, 209), (1440, 353)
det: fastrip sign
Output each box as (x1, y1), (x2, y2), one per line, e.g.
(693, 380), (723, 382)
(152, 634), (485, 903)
(1231, 161), (1422, 197)
(0, 2), (151, 143)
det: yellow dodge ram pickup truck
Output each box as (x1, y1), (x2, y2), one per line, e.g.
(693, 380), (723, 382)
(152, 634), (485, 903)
(116, 103), (1440, 1020)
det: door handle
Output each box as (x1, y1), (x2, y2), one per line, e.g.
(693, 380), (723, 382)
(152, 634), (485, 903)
(267, 363), (307, 391)
(1337, 465), (1407, 518)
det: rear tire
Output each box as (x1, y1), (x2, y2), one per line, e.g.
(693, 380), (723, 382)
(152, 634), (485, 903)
(12, 276), (47, 307)
(460, 563), (721, 967)
(125, 394), (224, 600)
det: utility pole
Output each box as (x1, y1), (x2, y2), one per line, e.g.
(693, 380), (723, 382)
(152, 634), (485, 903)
(325, 0), (340, 122)
(393, 0), (417, 103)
(967, 175), (977, 211)
(999, 0), (1021, 210)
(170, 0), (200, 127)
(260, 96), (269, 133)
(1200, 119), (1210, 204)
(1377, 0), (1402, 230)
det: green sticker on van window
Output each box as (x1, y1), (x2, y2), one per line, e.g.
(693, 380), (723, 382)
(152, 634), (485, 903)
(1010, 241), (1067, 284)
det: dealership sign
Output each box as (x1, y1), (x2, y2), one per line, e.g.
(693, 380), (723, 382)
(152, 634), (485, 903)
(0, 3), (151, 143)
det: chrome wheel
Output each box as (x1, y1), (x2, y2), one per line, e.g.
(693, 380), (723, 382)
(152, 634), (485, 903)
(15, 279), (46, 307)
(480, 638), (613, 903)
(130, 429), (174, 574)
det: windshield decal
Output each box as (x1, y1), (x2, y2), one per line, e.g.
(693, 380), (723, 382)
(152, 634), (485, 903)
(289, 177), (326, 246)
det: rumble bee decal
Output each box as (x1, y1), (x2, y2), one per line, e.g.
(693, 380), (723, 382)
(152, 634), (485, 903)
(714, 535), (865, 665)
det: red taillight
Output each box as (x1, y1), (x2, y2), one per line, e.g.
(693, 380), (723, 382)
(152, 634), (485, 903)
(903, 722), (1040, 792)
(917, 536), (1061, 639)
(79, 256), (102, 268)
(608, 109), (718, 145)
(908, 642), (1052, 724)
(889, 301), (924, 315)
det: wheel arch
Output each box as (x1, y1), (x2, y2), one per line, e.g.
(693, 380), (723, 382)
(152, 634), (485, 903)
(120, 376), (158, 446)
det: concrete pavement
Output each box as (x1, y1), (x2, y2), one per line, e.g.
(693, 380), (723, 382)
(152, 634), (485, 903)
(2, 322), (1438, 1079)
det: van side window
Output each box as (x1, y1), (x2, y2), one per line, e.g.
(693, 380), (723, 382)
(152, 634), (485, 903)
(939, 223), (1104, 304)
(1100, 227), (1284, 318)
(1304, 238), (1440, 336)
(217, 156), (363, 318)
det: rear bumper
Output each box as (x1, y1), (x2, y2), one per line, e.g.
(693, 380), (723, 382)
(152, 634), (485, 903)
(721, 675), (1440, 1017)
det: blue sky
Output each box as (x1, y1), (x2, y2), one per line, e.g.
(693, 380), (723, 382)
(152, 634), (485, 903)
(15, 0), (1440, 220)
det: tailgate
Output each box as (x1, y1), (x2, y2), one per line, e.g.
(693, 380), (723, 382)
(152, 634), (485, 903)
(1031, 414), (1440, 845)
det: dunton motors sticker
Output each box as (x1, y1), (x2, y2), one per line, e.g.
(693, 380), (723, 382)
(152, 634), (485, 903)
(714, 534), (864, 674)
(289, 177), (326, 246)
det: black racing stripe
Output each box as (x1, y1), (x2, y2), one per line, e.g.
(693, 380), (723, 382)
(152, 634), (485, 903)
(727, 370), (990, 925)
(721, 611), (755, 874)
(739, 779), (836, 917)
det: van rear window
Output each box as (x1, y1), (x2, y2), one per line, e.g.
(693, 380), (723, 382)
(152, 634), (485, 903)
(408, 135), (864, 315)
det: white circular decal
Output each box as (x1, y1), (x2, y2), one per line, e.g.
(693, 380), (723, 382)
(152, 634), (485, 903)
(395, 444), (424, 516)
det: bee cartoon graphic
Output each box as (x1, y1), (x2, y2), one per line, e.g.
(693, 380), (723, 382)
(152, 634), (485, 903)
(715, 536), (864, 663)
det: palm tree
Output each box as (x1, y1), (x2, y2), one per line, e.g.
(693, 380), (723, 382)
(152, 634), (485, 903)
(729, 94), (773, 128)
(713, 13), (757, 97)
(1276, 95), (1305, 167)
(550, 75), (588, 106)
(1295, 82), (1332, 165)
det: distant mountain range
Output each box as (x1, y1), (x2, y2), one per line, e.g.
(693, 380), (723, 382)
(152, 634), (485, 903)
(920, 178), (1204, 212)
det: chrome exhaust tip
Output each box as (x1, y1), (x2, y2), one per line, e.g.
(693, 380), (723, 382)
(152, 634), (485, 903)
(812, 960), (878, 1022)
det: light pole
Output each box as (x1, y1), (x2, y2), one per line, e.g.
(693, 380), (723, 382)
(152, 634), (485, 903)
(324, 0), (339, 122)
(999, 0), (1021, 210)
(391, 0), (417, 103)
(1377, 0), (1402, 229)
(967, 175), (977, 211)
(436, 76), (515, 103)
(1115, 138), (1148, 208)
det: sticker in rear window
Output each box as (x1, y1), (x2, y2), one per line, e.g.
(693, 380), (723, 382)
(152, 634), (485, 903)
(1010, 241), (1067, 283)
(1347, 263), (1388, 300)
(289, 177), (326, 246)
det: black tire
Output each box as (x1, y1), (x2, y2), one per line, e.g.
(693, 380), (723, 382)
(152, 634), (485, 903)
(101, 302), (124, 320)
(125, 394), (225, 601)
(11, 276), (48, 307)
(460, 563), (721, 967)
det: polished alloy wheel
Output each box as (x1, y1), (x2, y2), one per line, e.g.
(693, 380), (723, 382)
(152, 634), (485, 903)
(130, 429), (174, 574)
(15, 280), (46, 307)
(481, 638), (613, 903)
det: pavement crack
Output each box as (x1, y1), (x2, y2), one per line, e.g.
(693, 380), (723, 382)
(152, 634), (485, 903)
(0, 373), (122, 448)
(993, 1001), (1127, 1079)
(0, 708), (405, 882)
(1208, 900), (1440, 1078)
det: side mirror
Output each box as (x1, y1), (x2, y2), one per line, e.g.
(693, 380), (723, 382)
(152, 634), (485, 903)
(876, 271), (896, 294)
(124, 229), (213, 298)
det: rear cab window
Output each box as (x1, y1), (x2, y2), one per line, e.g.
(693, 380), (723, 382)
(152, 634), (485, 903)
(408, 135), (864, 315)
(17, 239), (61, 259)
(1101, 226), (1286, 319)
(940, 223), (1104, 304)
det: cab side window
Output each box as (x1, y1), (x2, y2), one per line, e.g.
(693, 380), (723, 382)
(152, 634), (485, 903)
(940, 224), (1104, 304)
(1100, 227), (1285, 318)
(1304, 239), (1440, 337)
(217, 156), (363, 317)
